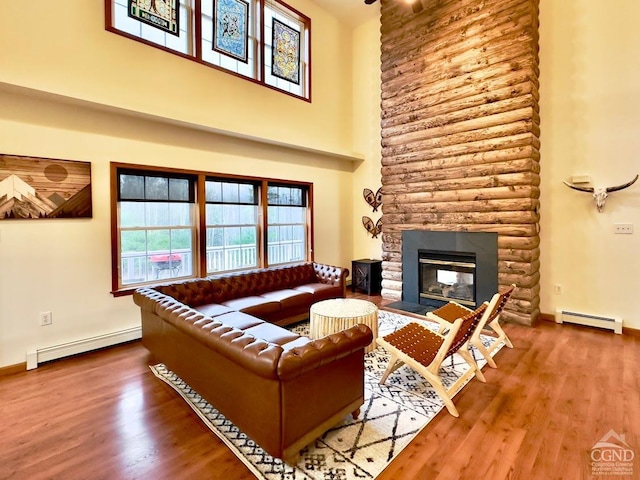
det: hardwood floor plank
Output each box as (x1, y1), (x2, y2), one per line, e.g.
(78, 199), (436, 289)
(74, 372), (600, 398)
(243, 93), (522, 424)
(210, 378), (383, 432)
(1, 293), (639, 479)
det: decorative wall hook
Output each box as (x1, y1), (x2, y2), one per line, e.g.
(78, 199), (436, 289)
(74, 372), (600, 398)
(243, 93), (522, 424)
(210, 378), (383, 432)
(362, 216), (382, 238)
(563, 174), (639, 212)
(363, 187), (382, 212)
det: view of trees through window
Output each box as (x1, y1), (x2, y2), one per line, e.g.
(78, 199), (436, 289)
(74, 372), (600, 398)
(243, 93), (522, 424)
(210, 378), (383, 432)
(267, 185), (307, 264)
(112, 165), (312, 292)
(120, 204), (193, 253)
(117, 172), (195, 285)
(205, 179), (260, 273)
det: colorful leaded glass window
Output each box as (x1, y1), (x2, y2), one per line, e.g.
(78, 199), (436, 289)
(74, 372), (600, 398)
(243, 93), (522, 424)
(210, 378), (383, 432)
(105, 0), (310, 100)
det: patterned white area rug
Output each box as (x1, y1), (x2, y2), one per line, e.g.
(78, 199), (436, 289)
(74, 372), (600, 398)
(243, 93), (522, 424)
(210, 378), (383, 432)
(150, 309), (505, 479)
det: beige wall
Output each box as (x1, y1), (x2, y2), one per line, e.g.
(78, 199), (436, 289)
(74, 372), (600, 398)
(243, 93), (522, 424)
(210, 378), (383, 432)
(539, 1), (640, 329)
(0, 0), (356, 157)
(351, 15), (384, 262)
(0, 1), (366, 367)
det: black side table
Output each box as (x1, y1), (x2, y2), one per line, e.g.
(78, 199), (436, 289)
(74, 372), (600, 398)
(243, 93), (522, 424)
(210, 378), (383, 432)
(351, 259), (382, 295)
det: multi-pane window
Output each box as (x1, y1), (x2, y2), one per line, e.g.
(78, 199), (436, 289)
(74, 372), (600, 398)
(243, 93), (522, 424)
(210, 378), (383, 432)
(111, 164), (312, 292)
(112, 0), (193, 55)
(105, 0), (310, 100)
(267, 185), (307, 265)
(263, 1), (307, 97)
(201, 0), (258, 80)
(117, 171), (196, 288)
(205, 179), (259, 273)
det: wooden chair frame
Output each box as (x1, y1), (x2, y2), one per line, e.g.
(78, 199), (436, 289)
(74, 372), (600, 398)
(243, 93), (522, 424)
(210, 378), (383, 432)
(377, 303), (489, 418)
(427, 284), (515, 369)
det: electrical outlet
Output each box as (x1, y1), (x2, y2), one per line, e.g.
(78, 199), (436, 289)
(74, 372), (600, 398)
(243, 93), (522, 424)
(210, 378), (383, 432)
(554, 284), (562, 295)
(613, 223), (633, 234)
(40, 311), (52, 326)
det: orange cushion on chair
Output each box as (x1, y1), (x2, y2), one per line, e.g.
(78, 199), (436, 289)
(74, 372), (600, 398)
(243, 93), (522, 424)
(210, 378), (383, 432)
(430, 302), (472, 322)
(382, 323), (443, 367)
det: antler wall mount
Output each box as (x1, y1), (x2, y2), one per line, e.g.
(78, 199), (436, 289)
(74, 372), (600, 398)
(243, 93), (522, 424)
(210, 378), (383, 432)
(563, 174), (639, 212)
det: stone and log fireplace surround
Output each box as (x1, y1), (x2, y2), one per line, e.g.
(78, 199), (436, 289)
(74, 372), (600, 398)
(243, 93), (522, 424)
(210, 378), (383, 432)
(378, 0), (541, 325)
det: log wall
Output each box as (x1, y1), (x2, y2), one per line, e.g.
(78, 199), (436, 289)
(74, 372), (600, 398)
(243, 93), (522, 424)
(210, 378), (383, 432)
(379, 0), (540, 325)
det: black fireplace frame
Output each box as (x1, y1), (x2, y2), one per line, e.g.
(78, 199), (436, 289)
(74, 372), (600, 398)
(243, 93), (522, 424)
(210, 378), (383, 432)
(402, 230), (498, 309)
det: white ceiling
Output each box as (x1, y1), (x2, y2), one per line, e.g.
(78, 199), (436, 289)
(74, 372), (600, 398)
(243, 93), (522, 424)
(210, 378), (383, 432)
(310, 0), (380, 28)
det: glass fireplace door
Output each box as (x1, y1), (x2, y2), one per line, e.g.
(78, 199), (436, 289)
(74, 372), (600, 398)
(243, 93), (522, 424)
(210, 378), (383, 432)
(419, 251), (476, 307)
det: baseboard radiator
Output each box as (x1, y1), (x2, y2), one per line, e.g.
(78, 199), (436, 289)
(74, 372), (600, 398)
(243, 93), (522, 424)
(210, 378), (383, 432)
(26, 327), (141, 370)
(555, 309), (622, 334)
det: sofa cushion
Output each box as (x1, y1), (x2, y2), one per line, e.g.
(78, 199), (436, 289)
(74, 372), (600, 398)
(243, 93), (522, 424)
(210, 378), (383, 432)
(294, 283), (342, 301)
(214, 311), (265, 330)
(222, 296), (281, 317)
(244, 322), (301, 346)
(259, 289), (314, 311)
(196, 303), (234, 318)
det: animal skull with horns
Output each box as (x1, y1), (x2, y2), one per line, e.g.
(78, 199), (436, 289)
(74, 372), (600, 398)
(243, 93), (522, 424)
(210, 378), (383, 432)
(563, 174), (639, 212)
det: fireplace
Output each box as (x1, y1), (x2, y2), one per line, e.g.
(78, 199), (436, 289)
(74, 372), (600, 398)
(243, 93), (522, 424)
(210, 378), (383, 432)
(419, 250), (476, 308)
(402, 230), (498, 310)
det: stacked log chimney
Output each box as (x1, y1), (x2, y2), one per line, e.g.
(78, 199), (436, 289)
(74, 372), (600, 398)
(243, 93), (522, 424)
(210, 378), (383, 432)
(379, 0), (541, 325)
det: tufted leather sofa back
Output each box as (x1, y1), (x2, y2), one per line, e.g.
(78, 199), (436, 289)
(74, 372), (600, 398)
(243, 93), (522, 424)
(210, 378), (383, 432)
(133, 286), (372, 381)
(154, 278), (215, 307)
(154, 262), (341, 307)
(135, 287), (284, 376)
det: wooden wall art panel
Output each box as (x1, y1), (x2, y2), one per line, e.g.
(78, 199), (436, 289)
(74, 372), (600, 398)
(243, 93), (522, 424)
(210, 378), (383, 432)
(0, 154), (92, 220)
(379, 0), (540, 325)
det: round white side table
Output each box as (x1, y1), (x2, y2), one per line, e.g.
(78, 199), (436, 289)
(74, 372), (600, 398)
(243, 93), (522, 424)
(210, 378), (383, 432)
(310, 298), (378, 353)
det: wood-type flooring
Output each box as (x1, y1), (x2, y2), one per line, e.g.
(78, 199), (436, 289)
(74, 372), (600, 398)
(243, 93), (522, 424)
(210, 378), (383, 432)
(1, 292), (638, 479)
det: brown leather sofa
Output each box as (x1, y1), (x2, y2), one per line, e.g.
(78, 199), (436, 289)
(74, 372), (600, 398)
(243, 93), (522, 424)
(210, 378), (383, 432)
(152, 262), (349, 327)
(133, 262), (373, 464)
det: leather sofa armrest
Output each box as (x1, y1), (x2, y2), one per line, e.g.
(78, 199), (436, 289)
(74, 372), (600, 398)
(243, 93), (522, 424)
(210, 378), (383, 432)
(135, 287), (284, 379)
(313, 263), (349, 296)
(133, 287), (169, 312)
(277, 324), (373, 381)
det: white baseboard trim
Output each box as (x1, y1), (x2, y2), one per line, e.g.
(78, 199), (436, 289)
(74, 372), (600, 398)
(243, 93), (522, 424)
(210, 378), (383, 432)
(26, 327), (141, 370)
(555, 309), (622, 334)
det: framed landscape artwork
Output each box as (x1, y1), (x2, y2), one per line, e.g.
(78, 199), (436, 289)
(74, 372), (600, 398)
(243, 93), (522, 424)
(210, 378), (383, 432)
(128, 0), (180, 36)
(213, 0), (249, 63)
(271, 18), (300, 84)
(0, 154), (92, 220)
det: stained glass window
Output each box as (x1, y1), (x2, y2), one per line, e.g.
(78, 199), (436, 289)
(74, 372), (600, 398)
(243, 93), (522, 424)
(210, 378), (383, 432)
(128, 0), (180, 36)
(271, 19), (300, 84)
(107, 0), (310, 99)
(213, 0), (249, 63)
